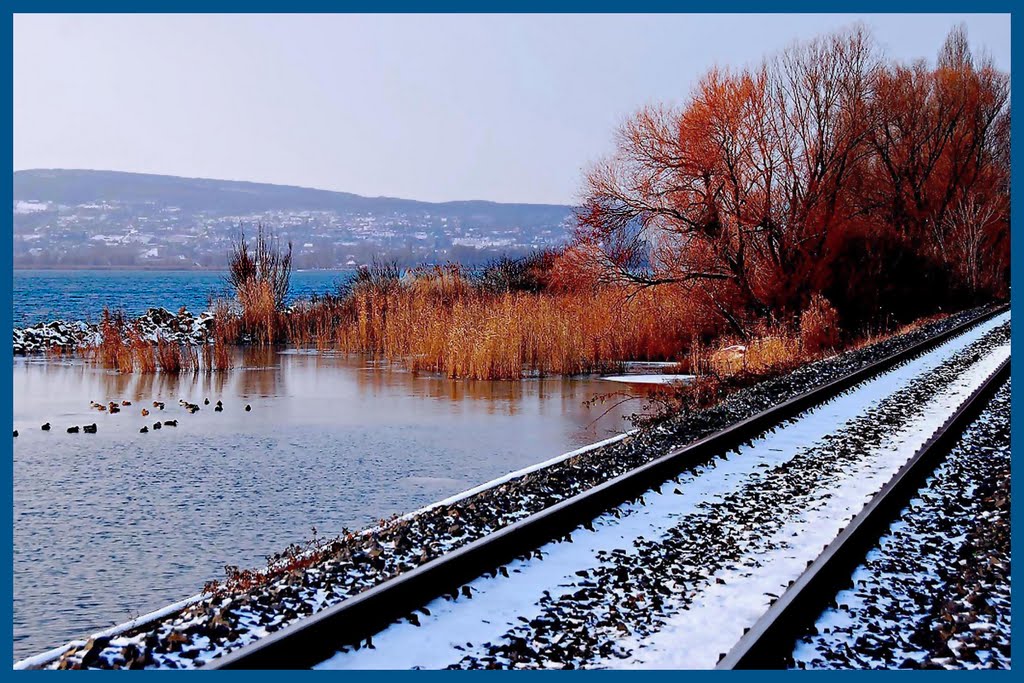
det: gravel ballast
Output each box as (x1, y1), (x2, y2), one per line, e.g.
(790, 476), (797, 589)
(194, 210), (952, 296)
(791, 380), (1011, 670)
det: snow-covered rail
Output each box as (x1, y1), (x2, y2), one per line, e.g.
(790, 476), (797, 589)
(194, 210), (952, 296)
(207, 307), (1010, 670)
(717, 355), (1009, 669)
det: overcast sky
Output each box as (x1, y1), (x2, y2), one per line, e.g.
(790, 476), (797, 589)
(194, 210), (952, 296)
(13, 13), (1011, 205)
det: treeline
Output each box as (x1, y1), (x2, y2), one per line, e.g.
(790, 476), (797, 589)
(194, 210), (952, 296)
(574, 25), (1009, 339)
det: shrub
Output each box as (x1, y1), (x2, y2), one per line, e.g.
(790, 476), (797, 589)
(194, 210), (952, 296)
(800, 294), (841, 354)
(474, 249), (559, 294)
(227, 224), (293, 345)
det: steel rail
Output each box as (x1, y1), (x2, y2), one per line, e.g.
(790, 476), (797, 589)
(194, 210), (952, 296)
(208, 305), (1008, 669)
(717, 356), (1010, 670)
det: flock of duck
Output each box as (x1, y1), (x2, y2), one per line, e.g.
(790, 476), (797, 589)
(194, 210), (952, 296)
(13, 398), (252, 438)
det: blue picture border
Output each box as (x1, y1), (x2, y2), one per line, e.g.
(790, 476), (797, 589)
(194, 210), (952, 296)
(2, 2), (1017, 674)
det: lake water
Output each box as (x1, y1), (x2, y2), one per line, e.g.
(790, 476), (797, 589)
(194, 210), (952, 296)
(13, 269), (354, 326)
(12, 348), (644, 661)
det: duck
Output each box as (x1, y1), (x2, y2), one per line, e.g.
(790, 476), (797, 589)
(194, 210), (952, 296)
(141, 408), (150, 417)
(163, 420), (178, 427)
(204, 398), (210, 405)
(13, 430), (18, 438)
(152, 401), (165, 410)
(152, 422), (162, 430)
(41, 422), (50, 431)
(96, 404), (107, 412)
(83, 424), (98, 434)
(245, 404), (252, 412)
(139, 426), (149, 433)
(214, 404), (223, 412)
(67, 426), (80, 433)
(121, 400), (132, 406)
(108, 402), (121, 414)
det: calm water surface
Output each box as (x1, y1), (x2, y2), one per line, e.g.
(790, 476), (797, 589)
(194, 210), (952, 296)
(12, 349), (642, 661)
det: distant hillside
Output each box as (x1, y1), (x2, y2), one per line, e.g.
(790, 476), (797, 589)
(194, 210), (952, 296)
(12, 170), (576, 269)
(13, 169), (573, 225)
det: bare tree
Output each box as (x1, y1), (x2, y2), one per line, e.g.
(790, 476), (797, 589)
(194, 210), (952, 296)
(943, 193), (1002, 292)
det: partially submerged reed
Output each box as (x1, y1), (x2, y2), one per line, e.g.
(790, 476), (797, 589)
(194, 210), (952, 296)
(84, 253), (941, 387)
(88, 307), (225, 374)
(156, 337), (183, 373)
(328, 272), (705, 380)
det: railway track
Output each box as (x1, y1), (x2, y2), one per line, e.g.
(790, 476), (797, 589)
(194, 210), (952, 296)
(717, 356), (1010, 670)
(206, 306), (1010, 670)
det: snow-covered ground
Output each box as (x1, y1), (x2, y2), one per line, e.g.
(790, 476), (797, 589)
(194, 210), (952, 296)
(601, 374), (695, 385)
(317, 313), (1009, 670)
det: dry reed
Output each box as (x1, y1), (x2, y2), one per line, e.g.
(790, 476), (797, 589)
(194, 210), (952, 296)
(327, 275), (704, 379)
(156, 337), (183, 373)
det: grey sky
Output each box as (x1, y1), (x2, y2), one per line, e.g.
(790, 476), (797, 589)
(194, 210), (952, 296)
(14, 13), (1011, 205)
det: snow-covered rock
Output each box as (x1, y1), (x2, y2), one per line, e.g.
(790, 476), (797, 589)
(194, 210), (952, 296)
(12, 308), (216, 355)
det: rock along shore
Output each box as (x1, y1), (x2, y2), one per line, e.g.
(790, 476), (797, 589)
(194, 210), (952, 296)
(13, 308), (216, 355)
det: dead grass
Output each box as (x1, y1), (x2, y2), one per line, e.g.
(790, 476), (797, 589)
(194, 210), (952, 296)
(635, 305), (953, 427)
(326, 279), (706, 379)
(77, 264), (953, 384)
(86, 306), (229, 374)
(97, 308), (127, 369)
(800, 294), (841, 355)
(156, 337), (183, 373)
(131, 329), (157, 374)
(237, 279), (281, 345)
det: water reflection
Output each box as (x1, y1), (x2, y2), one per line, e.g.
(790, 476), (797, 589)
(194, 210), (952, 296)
(13, 349), (645, 661)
